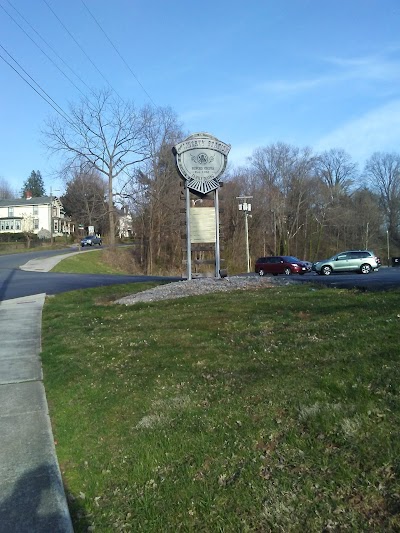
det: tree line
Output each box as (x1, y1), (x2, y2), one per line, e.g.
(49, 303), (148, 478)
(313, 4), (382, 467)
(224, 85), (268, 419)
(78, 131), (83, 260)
(1, 89), (399, 273)
(222, 146), (399, 272)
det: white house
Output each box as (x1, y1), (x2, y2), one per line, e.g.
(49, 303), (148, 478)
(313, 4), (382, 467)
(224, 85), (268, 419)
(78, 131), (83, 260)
(116, 206), (133, 238)
(0, 194), (74, 237)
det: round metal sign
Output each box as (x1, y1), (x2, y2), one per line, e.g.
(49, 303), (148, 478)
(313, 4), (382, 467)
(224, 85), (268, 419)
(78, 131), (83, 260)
(173, 132), (230, 194)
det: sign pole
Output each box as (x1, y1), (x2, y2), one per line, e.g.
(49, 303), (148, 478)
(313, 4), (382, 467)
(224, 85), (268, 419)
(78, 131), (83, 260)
(185, 183), (192, 280)
(214, 188), (220, 277)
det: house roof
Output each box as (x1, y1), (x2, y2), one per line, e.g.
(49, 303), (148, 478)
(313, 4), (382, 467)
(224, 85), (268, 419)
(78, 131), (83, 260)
(0, 196), (62, 207)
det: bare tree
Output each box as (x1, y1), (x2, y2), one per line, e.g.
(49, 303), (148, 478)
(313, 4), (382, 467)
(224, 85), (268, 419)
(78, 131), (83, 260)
(20, 213), (34, 248)
(219, 167), (251, 271)
(364, 152), (400, 244)
(43, 89), (153, 246)
(315, 148), (358, 201)
(0, 177), (14, 199)
(61, 165), (108, 234)
(120, 107), (184, 273)
(249, 142), (316, 256)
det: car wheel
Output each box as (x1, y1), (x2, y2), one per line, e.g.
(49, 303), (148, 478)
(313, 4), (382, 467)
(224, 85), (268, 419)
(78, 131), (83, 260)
(360, 263), (372, 274)
(99, 241), (102, 246)
(284, 268), (291, 275)
(321, 265), (332, 276)
(258, 269), (265, 276)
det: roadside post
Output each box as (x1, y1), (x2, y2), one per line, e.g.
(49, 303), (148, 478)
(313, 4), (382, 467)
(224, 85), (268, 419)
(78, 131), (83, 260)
(78, 224), (84, 250)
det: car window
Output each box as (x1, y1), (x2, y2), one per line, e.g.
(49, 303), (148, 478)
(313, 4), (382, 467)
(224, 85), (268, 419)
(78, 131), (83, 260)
(337, 254), (348, 260)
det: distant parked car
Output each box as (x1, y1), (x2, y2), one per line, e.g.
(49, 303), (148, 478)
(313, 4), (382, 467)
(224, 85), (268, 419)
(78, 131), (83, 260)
(255, 256), (311, 276)
(81, 235), (102, 247)
(312, 250), (379, 276)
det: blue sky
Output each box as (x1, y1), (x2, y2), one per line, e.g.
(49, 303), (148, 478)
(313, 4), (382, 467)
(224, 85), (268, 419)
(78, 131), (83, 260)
(1, 0), (400, 195)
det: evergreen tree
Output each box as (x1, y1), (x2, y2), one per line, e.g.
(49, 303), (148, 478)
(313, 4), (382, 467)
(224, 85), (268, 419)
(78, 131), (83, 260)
(21, 170), (46, 198)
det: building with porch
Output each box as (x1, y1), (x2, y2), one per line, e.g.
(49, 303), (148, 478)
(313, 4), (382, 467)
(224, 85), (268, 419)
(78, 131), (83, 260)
(0, 194), (74, 237)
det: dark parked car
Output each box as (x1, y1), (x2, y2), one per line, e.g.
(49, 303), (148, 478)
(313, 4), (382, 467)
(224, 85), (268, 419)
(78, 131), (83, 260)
(312, 250), (379, 275)
(255, 256), (311, 276)
(81, 235), (102, 247)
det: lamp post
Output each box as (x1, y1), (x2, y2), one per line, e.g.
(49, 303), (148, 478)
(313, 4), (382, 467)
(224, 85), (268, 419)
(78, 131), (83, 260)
(237, 196), (253, 273)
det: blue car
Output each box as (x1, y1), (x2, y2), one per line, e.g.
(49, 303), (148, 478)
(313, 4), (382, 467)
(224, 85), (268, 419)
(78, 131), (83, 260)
(80, 235), (102, 247)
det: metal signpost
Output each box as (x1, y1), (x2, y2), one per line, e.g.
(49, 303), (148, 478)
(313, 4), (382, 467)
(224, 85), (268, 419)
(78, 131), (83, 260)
(172, 132), (230, 280)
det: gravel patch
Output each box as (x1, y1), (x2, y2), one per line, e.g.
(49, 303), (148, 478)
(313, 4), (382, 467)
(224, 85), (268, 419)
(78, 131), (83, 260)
(116, 275), (296, 306)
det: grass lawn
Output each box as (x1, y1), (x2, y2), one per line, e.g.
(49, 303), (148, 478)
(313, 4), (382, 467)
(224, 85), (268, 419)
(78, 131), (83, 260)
(51, 249), (128, 275)
(41, 282), (400, 531)
(0, 243), (68, 255)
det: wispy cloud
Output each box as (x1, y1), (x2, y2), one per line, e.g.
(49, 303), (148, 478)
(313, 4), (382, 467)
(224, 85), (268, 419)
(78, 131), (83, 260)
(255, 50), (400, 96)
(325, 51), (400, 82)
(228, 99), (400, 168)
(314, 99), (400, 164)
(228, 142), (257, 167)
(256, 77), (327, 94)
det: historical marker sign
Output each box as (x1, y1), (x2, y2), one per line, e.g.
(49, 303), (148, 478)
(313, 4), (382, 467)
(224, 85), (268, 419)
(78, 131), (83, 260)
(190, 207), (216, 243)
(172, 132), (231, 194)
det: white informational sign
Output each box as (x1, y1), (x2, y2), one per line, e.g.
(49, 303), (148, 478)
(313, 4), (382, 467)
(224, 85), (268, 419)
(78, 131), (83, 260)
(88, 225), (95, 234)
(190, 207), (216, 243)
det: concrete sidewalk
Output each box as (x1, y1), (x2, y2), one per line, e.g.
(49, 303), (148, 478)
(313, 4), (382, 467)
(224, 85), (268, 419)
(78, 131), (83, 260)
(0, 294), (73, 532)
(19, 250), (81, 273)
(19, 246), (104, 273)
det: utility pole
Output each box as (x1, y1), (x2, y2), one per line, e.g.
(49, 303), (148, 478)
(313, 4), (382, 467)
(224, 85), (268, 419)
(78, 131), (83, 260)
(237, 196), (253, 273)
(50, 187), (53, 245)
(387, 229), (390, 267)
(50, 187), (60, 245)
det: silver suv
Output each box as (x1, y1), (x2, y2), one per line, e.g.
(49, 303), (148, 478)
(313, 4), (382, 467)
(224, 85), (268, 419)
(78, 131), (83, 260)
(312, 250), (380, 276)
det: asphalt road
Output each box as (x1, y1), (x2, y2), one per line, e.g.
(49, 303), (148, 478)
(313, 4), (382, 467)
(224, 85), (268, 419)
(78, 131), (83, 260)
(0, 248), (181, 301)
(290, 266), (400, 291)
(1, 248), (400, 302)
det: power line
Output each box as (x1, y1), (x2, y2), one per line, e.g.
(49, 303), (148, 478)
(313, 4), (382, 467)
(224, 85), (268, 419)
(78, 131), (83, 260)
(0, 2), (88, 99)
(0, 45), (73, 124)
(80, 0), (157, 106)
(42, 0), (123, 101)
(5, 0), (95, 96)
